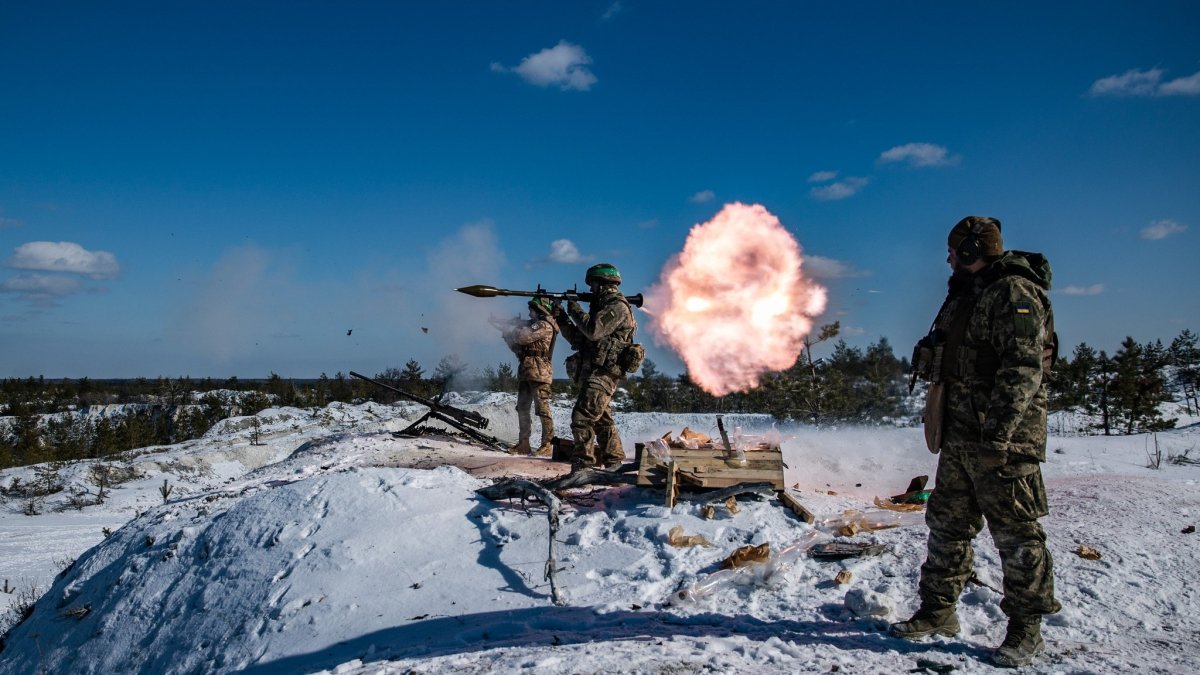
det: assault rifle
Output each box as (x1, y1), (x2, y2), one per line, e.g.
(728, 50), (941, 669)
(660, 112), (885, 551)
(348, 371), (510, 451)
(456, 284), (645, 308)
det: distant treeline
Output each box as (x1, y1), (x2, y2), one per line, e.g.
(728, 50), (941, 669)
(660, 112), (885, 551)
(2, 328), (1197, 471)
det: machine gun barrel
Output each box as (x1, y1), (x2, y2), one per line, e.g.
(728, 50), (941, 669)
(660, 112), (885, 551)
(349, 371), (489, 430)
(456, 284), (644, 308)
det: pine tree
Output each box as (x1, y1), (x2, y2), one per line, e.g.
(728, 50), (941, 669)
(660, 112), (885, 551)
(1170, 329), (1199, 415)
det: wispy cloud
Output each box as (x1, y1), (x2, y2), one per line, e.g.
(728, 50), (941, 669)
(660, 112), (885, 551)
(491, 41), (597, 91)
(0, 273), (85, 306)
(637, 219), (658, 229)
(1139, 219), (1187, 240)
(0, 209), (23, 230)
(803, 255), (872, 279)
(878, 143), (960, 168)
(807, 171), (838, 183)
(1058, 284), (1105, 296)
(3, 241), (121, 279)
(689, 189), (715, 203)
(810, 176), (868, 201)
(841, 325), (866, 336)
(1088, 68), (1200, 97)
(601, 1), (623, 19)
(526, 238), (594, 269)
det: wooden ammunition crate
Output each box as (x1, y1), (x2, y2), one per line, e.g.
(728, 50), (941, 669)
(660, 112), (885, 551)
(634, 442), (785, 490)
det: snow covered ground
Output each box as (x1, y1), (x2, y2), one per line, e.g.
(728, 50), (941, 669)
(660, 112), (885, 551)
(1, 397), (1197, 674)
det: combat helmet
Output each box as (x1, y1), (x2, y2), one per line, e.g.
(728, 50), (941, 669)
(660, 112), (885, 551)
(585, 263), (621, 286)
(528, 296), (554, 316)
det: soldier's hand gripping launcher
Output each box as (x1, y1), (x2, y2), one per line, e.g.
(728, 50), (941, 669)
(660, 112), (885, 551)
(456, 284), (645, 308)
(348, 371), (510, 451)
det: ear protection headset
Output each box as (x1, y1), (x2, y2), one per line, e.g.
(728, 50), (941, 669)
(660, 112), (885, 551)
(955, 218), (1000, 265)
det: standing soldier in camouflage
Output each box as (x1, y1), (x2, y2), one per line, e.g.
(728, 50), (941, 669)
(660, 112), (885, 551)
(552, 263), (640, 468)
(893, 217), (1061, 668)
(499, 297), (559, 456)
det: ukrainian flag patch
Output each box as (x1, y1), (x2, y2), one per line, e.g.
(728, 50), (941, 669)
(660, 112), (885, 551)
(1015, 305), (1031, 314)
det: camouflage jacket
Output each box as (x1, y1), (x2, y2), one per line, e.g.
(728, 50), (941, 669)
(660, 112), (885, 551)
(558, 285), (637, 378)
(943, 251), (1055, 464)
(504, 317), (558, 384)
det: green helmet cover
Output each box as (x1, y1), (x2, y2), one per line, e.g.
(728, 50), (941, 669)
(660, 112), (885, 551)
(585, 263), (621, 286)
(529, 296), (554, 315)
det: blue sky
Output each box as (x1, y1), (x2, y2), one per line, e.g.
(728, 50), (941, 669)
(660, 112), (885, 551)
(1, 1), (1197, 379)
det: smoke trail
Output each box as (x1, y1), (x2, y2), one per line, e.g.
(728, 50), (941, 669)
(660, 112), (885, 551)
(645, 203), (827, 396)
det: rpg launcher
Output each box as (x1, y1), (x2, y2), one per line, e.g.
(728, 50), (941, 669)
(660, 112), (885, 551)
(348, 371), (510, 451)
(456, 284), (645, 308)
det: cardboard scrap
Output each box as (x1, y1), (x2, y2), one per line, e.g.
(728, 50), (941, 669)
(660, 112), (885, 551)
(679, 427), (712, 444)
(838, 522), (861, 537)
(874, 496), (923, 512)
(724, 496), (741, 515)
(668, 525), (713, 548)
(701, 505), (715, 520)
(721, 543), (770, 569)
(1075, 544), (1102, 560)
(834, 570), (852, 585)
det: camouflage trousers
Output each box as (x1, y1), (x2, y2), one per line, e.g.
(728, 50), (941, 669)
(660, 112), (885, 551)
(570, 371), (625, 466)
(919, 446), (1062, 619)
(516, 380), (553, 449)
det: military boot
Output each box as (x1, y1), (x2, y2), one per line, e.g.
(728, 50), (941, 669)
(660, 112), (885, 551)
(889, 606), (961, 640)
(991, 616), (1044, 668)
(532, 442), (553, 457)
(510, 440), (531, 456)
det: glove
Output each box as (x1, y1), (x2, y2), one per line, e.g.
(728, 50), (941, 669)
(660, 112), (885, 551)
(566, 299), (583, 316)
(976, 439), (1009, 470)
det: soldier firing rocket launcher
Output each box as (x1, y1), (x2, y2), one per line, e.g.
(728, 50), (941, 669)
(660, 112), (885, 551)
(456, 284), (645, 308)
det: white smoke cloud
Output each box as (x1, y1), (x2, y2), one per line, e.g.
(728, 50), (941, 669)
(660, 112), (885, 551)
(491, 41), (597, 91)
(802, 255), (872, 279)
(1139, 219), (1187, 240)
(1088, 68), (1200, 97)
(3, 241), (121, 279)
(810, 177), (868, 201)
(877, 143), (960, 168)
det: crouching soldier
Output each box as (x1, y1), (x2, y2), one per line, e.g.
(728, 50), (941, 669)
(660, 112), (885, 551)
(893, 216), (1061, 668)
(500, 297), (559, 456)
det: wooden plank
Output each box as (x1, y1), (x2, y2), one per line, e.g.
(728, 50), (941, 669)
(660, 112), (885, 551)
(779, 491), (816, 524)
(665, 461), (679, 508)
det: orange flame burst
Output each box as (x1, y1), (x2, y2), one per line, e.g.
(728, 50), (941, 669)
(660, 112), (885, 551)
(645, 203), (827, 396)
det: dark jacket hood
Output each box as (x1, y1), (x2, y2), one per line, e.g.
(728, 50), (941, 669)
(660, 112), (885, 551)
(980, 250), (1052, 291)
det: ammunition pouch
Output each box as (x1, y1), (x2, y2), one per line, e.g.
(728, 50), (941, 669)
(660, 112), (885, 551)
(564, 353), (582, 382)
(617, 343), (645, 374)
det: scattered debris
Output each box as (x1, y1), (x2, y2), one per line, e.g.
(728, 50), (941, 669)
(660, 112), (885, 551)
(1075, 544), (1102, 561)
(844, 588), (893, 617)
(701, 505), (715, 520)
(821, 510), (925, 537)
(808, 541), (887, 561)
(59, 604), (91, 620)
(668, 525), (713, 548)
(779, 491), (816, 524)
(721, 543), (770, 569)
(1182, 525), (1195, 534)
(409, 614), (429, 621)
(874, 496), (923, 513)
(679, 481), (775, 504)
(541, 466), (636, 491)
(834, 570), (852, 585)
(968, 572), (1002, 594)
(890, 475), (932, 505)
(724, 496), (741, 515)
(674, 531), (829, 603)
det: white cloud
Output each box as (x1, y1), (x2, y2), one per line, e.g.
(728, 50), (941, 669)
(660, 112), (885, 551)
(1088, 67), (1200, 97)
(526, 238), (594, 269)
(0, 209), (23, 230)
(807, 171), (838, 183)
(0, 273), (85, 306)
(810, 176), (868, 201)
(689, 190), (715, 203)
(878, 143), (960, 168)
(637, 219), (658, 229)
(3, 241), (120, 279)
(841, 325), (866, 336)
(802, 255), (872, 279)
(491, 41), (597, 91)
(602, 1), (623, 19)
(1058, 284), (1105, 296)
(1139, 219), (1188, 240)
